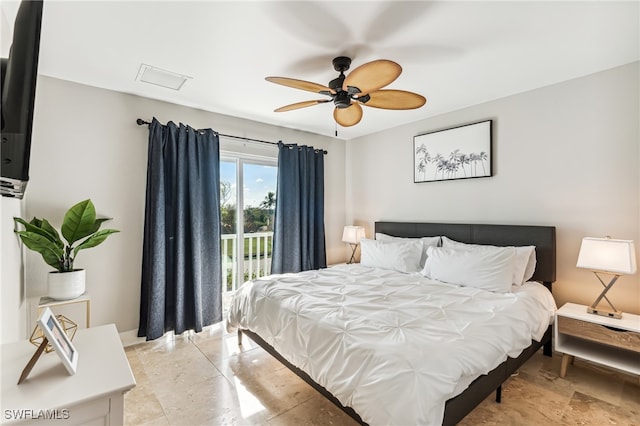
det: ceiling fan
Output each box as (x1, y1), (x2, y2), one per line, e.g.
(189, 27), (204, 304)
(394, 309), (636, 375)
(266, 56), (426, 127)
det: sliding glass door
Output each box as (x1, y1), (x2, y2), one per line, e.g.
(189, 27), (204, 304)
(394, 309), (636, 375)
(220, 155), (277, 310)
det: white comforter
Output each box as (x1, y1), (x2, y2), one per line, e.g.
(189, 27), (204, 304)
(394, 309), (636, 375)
(226, 264), (556, 425)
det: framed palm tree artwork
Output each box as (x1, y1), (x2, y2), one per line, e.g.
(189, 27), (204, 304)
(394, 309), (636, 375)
(414, 120), (492, 183)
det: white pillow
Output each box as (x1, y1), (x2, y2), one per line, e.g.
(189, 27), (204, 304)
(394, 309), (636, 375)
(360, 238), (424, 273)
(375, 233), (441, 267)
(520, 248), (537, 282)
(422, 246), (516, 293)
(441, 236), (536, 285)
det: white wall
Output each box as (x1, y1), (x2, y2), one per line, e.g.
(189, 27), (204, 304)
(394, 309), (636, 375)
(346, 62), (640, 314)
(0, 197), (27, 343)
(4, 75), (344, 338)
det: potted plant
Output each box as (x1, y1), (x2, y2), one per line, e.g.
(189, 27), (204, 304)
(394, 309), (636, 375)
(14, 199), (119, 300)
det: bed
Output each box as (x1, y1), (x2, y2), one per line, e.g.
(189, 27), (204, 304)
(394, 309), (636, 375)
(227, 222), (557, 425)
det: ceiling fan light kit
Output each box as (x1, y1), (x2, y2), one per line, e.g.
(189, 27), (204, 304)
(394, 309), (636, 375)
(266, 56), (426, 127)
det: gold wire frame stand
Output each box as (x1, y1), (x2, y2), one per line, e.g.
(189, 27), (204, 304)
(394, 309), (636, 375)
(29, 314), (78, 353)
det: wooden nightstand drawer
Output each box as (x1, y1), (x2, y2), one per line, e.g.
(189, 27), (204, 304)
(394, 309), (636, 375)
(558, 316), (640, 353)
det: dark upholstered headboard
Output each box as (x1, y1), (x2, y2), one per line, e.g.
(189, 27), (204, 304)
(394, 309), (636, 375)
(375, 222), (556, 285)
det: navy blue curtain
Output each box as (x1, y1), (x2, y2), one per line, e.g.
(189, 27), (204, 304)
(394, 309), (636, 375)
(138, 118), (222, 340)
(271, 143), (326, 273)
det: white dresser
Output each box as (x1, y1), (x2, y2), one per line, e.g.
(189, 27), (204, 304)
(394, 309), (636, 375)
(1, 324), (136, 425)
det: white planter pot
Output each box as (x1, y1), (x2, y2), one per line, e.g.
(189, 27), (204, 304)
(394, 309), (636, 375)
(48, 270), (86, 300)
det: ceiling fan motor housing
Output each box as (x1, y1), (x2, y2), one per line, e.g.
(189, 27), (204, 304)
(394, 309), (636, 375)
(334, 91), (351, 109)
(329, 73), (351, 108)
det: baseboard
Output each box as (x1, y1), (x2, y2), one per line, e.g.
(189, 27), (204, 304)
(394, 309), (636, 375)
(118, 328), (146, 347)
(118, 322), (228, 347)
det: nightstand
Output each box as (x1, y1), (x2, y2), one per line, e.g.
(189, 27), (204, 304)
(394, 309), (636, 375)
(555, 302), (640, 378)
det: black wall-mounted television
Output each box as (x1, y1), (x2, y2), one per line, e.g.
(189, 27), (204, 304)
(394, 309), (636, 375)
(1, 0), (43, 199)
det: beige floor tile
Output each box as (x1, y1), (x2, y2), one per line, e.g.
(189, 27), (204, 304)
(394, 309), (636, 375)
(620, 379), (640, 416)
(267, 394), (359, 426)
(135, 415), (171, 426)
(124, 385), (165, 425)
(558, 359), (626, 406)
(124, 330), (636, 426)
(124, 345), (138, 356)
(213, 346), (287, 383)
(459, 373), (572, 426)
(192, 331), (261, 365)
(515, 364), (578, 404)
(133, 333), (193, 357)
(143, 349), (223, 392)
(154, 373), (258, 425)
(188, 322), (228, 343)
(518, 350), (562, 377)
(230, 363), (318, 417)
(562, 391), (639, 425)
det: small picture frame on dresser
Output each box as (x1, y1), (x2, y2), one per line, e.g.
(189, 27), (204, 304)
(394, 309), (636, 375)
(37, 307), (79, 375)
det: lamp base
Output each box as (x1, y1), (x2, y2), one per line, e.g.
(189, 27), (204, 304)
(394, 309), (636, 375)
(347, 243), (359, 264)
(585, 271), (623, 320)
(586, 306), (622, 319)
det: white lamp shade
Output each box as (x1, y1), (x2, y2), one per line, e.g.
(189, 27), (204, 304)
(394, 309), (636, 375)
(576, 237), (637, 274)
(342, 226), (366, 244)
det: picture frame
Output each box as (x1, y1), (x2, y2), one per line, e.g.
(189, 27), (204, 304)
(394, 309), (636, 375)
(37, 307), (78, 375)
(414, 120), (492, 183)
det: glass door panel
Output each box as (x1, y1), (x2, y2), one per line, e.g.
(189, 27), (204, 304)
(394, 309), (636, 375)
(220, 159), (238, 310)
(242, 162), (277, 282)
(220, 157), (277, 311)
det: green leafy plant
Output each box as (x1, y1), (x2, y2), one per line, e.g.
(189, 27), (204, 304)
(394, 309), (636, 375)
(13, 199), (119, 272)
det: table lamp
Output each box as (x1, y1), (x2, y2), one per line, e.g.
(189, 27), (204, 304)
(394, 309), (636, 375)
(576, 236), (637, 319)
(342, 226), (366, 264)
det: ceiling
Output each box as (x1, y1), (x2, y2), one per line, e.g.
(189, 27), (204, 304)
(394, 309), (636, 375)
(2, 1), (639, 140)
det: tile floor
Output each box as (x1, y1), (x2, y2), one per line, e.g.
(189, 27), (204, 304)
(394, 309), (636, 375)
(124, 323), (639, 425)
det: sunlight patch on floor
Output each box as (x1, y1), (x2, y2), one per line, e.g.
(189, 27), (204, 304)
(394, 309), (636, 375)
(233, 376), (266, 419)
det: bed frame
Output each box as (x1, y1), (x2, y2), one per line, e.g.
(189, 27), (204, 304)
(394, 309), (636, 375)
(239, 221), (556, 425)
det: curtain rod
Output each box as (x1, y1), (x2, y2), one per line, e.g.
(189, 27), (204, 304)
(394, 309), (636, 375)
(136, 119), (327, 154)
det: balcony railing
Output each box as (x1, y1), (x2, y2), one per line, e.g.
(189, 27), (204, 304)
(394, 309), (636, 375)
(221, 232), (273, 305)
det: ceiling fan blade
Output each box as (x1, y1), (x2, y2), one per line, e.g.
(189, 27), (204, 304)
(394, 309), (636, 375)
(343, 59), (402, 95)
(275, 99), (331, 112)
(266, 77), (333, 94)
(360, 90), (426, 110)
(334, 103), (363, 127)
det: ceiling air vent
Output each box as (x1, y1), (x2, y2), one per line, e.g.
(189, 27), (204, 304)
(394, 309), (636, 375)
(136, 64), (191, 90)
